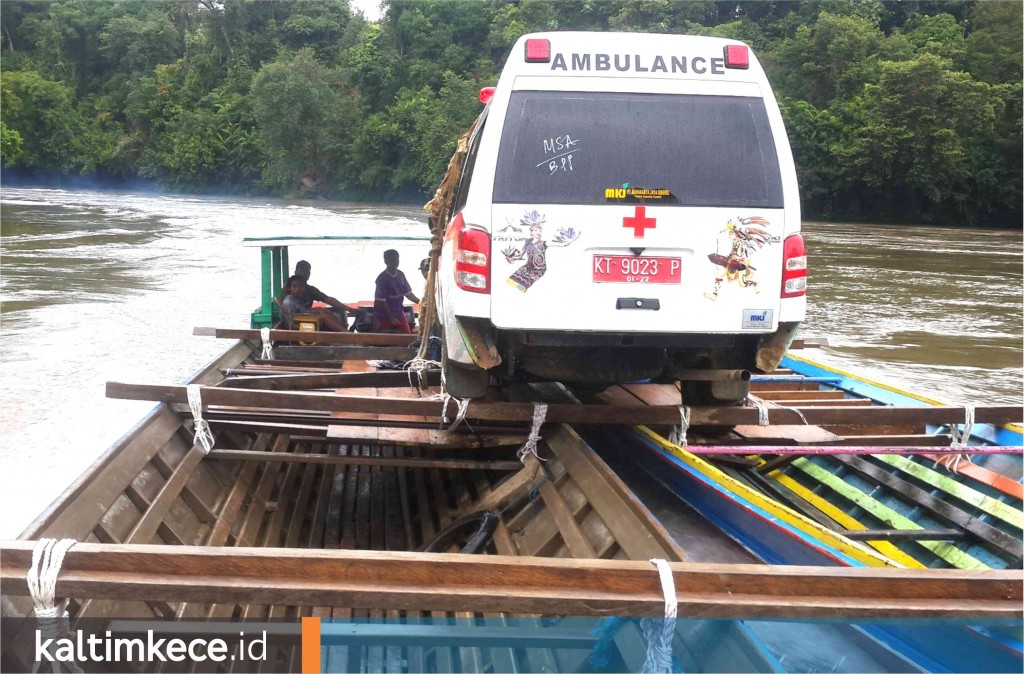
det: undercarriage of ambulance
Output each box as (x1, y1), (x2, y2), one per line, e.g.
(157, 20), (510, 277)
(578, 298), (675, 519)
(486, 322), (800, 405)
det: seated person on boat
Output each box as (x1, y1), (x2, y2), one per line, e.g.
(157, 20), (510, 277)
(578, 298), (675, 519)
(282, 274), (348, 332)
(292, 259), (358, 316)
(286, 259), (358, 329)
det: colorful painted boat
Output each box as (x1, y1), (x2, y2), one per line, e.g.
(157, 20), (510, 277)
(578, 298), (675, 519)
(577, 352), (1022, 672)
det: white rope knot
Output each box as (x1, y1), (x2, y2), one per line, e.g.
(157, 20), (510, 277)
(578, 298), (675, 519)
(937, 406), (976, 475)
(439, 393), (471, 431)
(950, 405), (975, 448)
(186, 385), (215, 454)
(748, 398), (770, 426)
(517, 403), (549, 463)
(667, 406), (690, 446)
(404, 357), (441, 391)
(639, 558), (677, 673)
(259, 327), (273, 360)
(29, 538), (83, 673)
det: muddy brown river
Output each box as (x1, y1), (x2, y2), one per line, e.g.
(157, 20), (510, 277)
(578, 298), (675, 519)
(1, 187), (1021, 536)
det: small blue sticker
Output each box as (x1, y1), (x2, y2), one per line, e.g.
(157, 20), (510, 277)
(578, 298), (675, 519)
(742, 309), (773, 329)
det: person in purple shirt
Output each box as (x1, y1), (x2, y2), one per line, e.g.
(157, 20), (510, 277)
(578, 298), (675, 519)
(373, 249), (420, 333)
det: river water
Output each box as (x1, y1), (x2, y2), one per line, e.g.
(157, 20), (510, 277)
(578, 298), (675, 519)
(1, 187), (1021, 537)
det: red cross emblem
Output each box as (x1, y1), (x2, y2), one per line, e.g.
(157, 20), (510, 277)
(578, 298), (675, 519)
(623, 206), (656, 238)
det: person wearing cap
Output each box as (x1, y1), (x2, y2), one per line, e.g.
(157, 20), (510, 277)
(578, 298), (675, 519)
(285, 260), (358, 329)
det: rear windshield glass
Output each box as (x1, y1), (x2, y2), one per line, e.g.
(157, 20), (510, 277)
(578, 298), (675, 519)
(493, 92), (783, 207)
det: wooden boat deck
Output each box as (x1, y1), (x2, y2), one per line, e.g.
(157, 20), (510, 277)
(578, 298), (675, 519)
(2, 334), (1021, 673)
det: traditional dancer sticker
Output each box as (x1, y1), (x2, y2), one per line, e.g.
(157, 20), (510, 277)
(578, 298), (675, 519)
(500, 210), (580, 292)
(705, 216), (778, 300)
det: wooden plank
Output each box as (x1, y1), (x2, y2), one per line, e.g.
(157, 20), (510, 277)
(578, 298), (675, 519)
(149, 449), (218, 525)
(790, 459), (990, 569)
(223, 370), (441, 391)
(252, 359), (346, 368)
(108, 383), (1024, 426)
(733, 424), (843, 445)
(754, 390), (847, 401)
(207, 449), (521, 472)
(536, 481), (597, 558)
(918, 453), (1024, 500)
(124, 443), (207, 544)
(844, 529), (967, 541)
(197, 327), (415, 346)
(835, 435), (951, 447)
(545, 427), (683, 561)
(274, 346), (418, 361)
(833, 455), (1023, 560)
(769, 472), (928, 569)
(234, 435), (293, 546)
(327, 425), (527, 449)
(2, 542), (1020, 619)
(877, 455), (1023, 528)
(462, 460), (543, 515)
(550, 425), (685, 561)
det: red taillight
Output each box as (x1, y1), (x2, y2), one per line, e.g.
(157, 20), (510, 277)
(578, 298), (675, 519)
(525, 38), (550, 63)
(479, 86), (495, 104)
(724, 44), (749, 69)
(451, 212), (490, 294)
(781, 233), (807, 298)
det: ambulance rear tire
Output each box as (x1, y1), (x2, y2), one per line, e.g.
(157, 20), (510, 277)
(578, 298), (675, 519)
(442, 347), (489, 399)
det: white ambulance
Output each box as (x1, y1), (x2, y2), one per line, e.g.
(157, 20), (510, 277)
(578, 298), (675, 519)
(435, 32), (806, 401)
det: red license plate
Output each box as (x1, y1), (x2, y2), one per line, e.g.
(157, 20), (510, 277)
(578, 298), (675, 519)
(593, 255), (682, 284)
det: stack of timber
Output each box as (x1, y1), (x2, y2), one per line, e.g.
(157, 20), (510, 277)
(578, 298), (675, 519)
(1, 333), (1022, 672)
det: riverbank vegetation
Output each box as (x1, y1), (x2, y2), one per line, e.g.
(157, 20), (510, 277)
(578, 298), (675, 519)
(1, 1), (1020, 226)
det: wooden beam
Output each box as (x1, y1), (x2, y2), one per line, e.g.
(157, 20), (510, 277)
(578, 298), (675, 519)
(106, 383), (1024, 427)
(843, 529), (967, 541)
(222, 370), (442, 391)
(252, 359), (346, 368)
(206, 450), (522, 472)
(195, 327), (415, 346)
(274, 346), (418, 361)
(124, 443), (207, 544)
(1, 542), (1019, 619)
(463, 459), (545, 514)
(789, 338), (829, 349)
(326, 425), (528, 449)
(832, 455), (1023, 561)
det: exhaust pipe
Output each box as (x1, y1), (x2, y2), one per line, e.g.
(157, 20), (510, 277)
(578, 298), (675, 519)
(674, 369), (751, 382)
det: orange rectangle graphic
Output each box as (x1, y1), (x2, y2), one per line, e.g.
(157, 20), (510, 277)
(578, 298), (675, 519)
(301, 616), (321, 674)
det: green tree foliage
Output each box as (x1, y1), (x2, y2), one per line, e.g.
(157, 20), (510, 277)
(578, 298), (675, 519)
(833, 54), (1002, 221)
(0, 0), (1019, 226)
(250, 48), (355, 193)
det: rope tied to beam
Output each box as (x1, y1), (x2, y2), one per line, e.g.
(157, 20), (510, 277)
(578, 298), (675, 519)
(186, 385), (215, 454)
(518, 403), (549, 463)
(639, 558), (677, 673)
(667, 406), (690, 446)
(936, 405), (975, 474)
(28, 538), (82, 674)
(748, 398), (770, 426)
(439, 394), (470, 432)
(404, 356), (441, 391)
(259, 327), (273, 360)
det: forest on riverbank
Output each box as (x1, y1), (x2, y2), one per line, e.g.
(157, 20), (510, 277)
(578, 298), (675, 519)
(1, 1), (1020, 226)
